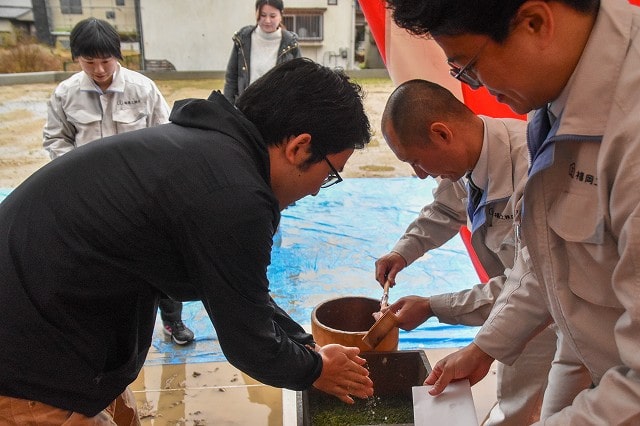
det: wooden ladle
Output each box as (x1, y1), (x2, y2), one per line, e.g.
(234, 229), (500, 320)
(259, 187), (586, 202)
(362, 281), (399, 349)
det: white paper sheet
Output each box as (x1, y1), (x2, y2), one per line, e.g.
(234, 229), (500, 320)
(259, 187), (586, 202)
(412, 381), (478, 426)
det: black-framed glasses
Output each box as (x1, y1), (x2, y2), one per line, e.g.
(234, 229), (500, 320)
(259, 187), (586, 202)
(321, 156), (343, 189)
(447, 40), (488, 90)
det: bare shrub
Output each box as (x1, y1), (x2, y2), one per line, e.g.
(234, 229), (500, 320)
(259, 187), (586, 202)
(0, 42), (63, 73)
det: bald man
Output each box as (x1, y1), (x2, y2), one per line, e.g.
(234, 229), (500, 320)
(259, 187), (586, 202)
(375, 79), (561, 425)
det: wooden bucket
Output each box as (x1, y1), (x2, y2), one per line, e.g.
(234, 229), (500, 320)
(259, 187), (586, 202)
(311, 296), (399, 351)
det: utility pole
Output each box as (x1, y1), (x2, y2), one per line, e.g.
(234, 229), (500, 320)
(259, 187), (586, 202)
(31, 0), (54, 46)
(134, 0), (145, 70)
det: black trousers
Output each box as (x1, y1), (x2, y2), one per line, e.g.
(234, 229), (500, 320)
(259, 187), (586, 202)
(159, 298), (183, 322)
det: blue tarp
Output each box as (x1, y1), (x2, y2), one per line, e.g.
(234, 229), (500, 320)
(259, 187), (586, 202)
(1, 178), (480, 366)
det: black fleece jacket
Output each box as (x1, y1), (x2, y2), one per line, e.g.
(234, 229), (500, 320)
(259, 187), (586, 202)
(0, 91), (321, 416)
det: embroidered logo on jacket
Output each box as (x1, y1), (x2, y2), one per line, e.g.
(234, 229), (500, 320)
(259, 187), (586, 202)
(488, 207), (514, 221)
(569, 162), (597, 186)
(117, 99), (142, 106)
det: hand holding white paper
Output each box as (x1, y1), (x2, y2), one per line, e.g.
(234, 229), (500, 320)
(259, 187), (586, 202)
(412, 380), (478, 426)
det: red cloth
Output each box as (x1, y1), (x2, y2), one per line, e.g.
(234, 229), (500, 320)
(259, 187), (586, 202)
(358, 0), (387, 64)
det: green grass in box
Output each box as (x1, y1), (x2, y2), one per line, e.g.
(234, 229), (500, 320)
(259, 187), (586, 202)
(309, 392), (413, 425)
(299, 351), (431, 426)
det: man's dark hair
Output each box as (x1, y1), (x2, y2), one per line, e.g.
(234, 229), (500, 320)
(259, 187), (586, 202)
(386, 0), (599, 42)
(70, 18), (123, 60)
(236, 57), (371, 165)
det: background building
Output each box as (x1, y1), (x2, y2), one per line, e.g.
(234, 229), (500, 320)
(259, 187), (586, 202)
(25, 0), (382, 71)
(139, 0), (376, 71)
(0, 0), (35, 45)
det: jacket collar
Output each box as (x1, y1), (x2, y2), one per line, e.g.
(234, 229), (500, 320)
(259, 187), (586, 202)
(478, 116), (521, 203)
(170, 91), (270, 181)
(79, 63), (124, 94)
(557, 0), (631, 137)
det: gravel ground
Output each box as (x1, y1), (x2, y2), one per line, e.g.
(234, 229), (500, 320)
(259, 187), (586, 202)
(0, 78), (413, 189)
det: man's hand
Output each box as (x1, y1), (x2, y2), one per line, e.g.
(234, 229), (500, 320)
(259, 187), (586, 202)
(425, 343), (494, 395)
(375, 252), (408, 287)
(385, 296), (433, 330)
(313, 344), (374, 404)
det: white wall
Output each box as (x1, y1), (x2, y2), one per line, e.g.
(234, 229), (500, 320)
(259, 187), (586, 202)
(139, 0), (356, 71)
(0, 20), (13, 33)
(291, 0), (354, 70)
(139, 0), (236, 71)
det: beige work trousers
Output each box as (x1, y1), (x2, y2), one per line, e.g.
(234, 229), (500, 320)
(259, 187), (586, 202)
(0, 387), (140, 425)
(483, 325), (558, 426)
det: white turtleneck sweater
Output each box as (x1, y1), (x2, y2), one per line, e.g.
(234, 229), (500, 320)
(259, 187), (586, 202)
(250, 26), (282, 84)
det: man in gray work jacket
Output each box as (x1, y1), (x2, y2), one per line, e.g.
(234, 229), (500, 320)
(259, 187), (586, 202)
(386, 0), (640, 423)
(376, 79), (558, 425)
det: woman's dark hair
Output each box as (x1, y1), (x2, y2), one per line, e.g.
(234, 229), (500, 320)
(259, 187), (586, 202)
(236, 58), (371, 165)
(255, 0), (284, 13)
(70, 18), (123, 60)
(386, 0), (599, 42)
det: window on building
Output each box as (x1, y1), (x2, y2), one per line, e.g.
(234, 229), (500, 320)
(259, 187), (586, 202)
(61, 0), (82, 14)
(116, 0), (125, 5)
(283, 9), (324, 42)
(105, 10), (115, 19)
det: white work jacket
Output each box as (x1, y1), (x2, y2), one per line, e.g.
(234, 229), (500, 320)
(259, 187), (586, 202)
(43, 64), (170, 159)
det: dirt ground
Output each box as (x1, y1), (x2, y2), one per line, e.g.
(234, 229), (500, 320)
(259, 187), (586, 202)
(0, 78), (413, 189)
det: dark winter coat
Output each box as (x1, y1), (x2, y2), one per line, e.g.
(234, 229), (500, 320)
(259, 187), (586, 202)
(223, 25), (301, 104)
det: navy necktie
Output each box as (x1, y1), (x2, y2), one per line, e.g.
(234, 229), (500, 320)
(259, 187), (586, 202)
(528, 106), (552, 164)
(466, 173), (484, 220)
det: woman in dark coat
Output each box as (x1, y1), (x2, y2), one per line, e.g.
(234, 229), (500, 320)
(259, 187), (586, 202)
(224, 0), (302, 104)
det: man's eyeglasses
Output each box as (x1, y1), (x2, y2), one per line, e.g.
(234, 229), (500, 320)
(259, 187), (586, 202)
(447, 40), (488, 90)
(321, 156), (343, 189)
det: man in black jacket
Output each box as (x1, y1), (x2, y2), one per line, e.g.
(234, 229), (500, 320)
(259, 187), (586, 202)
(0, 58), (373, 423)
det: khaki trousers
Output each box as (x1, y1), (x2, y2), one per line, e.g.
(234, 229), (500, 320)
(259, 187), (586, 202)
(0, 387), (140, 425)
(483, 325), (558, 426)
